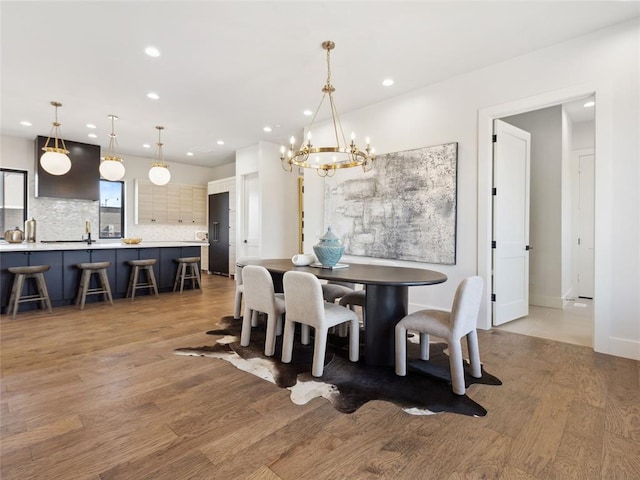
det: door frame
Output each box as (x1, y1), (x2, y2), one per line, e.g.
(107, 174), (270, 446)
(477, 83), (612, 354)
(572, 148), (595, 299)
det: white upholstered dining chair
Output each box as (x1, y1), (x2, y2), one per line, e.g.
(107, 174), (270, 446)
(282, 271), (360, 377)
(234, 257), (259, 319)
(240, 265), (286, 357)
(322, 281), (355, 303)
(339, 259), (397, 326)
(394, 276), (484, 395)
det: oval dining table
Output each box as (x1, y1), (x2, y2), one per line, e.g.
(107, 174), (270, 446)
(237, 258), (447, 367)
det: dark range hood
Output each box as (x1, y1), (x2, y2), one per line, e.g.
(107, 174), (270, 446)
(35, 136), (100, 201)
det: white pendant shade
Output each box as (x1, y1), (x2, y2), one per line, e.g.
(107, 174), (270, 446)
(100, 115), (126, 181)
(40, 150), (72, 175)
(148, 125), (170, 185)
(99, 159), (125, 181)
(148, 165), (171, 185)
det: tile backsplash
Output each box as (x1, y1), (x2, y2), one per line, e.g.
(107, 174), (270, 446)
(31, 197), (99, 241)
(30, 196), (206, 242)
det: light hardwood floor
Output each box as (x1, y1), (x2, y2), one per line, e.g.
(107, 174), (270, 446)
(1, 275), (638, 479)
(496, 300), (594, 347)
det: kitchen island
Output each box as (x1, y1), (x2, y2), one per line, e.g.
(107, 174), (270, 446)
(0, 241), (207, 313)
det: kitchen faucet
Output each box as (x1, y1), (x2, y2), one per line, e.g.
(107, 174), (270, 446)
(85, 220), (92, 244)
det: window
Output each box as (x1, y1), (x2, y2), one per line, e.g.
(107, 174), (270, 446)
(99, 180), (124, 239)
(0, 168), (27, 234)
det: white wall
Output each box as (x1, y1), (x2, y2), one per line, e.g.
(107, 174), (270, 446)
(0, 135), (218, 241)
(502, 106), (564, 308)
(235, 141), (298, 259)
(573, 121), (595, 150)
(211, 162), (235, 181)
(303, 19), (640, 360)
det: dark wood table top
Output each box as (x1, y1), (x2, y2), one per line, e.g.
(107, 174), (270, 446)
(237, 258), (447, 287)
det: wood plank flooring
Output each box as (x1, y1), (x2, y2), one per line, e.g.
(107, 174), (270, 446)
(1, 274), (639, 479)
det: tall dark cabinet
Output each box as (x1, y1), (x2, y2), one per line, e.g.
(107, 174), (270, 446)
(208, 192), (229, 275)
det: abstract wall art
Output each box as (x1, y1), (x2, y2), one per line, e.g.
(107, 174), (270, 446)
(324, 142), (457, 264)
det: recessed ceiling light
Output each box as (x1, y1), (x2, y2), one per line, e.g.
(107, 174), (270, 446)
(20, 120), (32, 126)
(217, 140), (224, 145)
(145, 46), (160, 57)
(88, 133), (97, 139)
(147, 92), (159, 100)
(142, 144), (151, 149)
(584, 100), (595, 108)
(186, 152), (194, 156)
(303, 109), (313, 116)
(86, 123), (96, 129)
(382, 78), (394, 87)
(263, 126), (272, 133)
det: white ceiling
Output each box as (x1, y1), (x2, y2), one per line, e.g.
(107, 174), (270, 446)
(1, 1), (637, 169)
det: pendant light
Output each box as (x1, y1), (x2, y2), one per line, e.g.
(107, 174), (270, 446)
(148, 126), (171, 186)
(99, 115), (126, 181)
(40, 101), (71, 175)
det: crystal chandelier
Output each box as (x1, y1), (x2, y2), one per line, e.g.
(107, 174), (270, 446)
(148, 126), (171, 186)
(280, 41), (375, 177)
(99, 115), (126, 181)
(40, 101), (71, 175)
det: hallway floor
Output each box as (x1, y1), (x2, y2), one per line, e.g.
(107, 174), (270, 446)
(495, 299), (593, 347)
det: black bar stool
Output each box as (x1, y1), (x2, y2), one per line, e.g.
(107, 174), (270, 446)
(173, 257), (202, 293)
(7, 265), (53, 318)
(126, 259), (159, 300)
(75, 262), (114, 309)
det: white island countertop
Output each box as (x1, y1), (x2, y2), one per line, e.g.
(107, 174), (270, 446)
(0, 240), (208, 253)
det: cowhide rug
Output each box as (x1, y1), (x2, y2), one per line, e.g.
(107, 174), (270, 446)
(174, 316), (501, 417)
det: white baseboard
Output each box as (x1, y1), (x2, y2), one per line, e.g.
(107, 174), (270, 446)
(529, 294), (565, 309)
(608, 337), (640, 361)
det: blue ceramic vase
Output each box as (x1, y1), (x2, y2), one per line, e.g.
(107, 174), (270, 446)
(313, 227), (345, 267)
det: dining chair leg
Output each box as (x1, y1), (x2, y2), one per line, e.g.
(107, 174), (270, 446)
(311, 327), (329, 377)
(301, 324), (310, 345)
(395, 323), (407, 376)
(281, 319), (296, 364)
(447, 339), (466, 395)
(264, 313), (279, 357)
(240, 306), (254, 347)
(349, 319), (359, 362)
(466, 330), (482, 378)
(420, 333), (430, 360)
(234, 291), (243, 319)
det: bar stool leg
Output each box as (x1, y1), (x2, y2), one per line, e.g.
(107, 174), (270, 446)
(9, 274), (25, 319)
(75, 270), (87, 306)
(35, 272), (53, 313)
(146, 266), (159, 297)
(7, 274), (19, 318)
(126, 267), (135, 299)
(99, 269), (114, 305)
(192, 263), (202, 291)
(79, 270), (92, 310)
(131, 266), (140, 301)
(173, 264), (182, 292)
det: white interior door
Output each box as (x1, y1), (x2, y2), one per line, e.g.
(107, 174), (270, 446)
(577, 151), (595, 298)
(492, 119), (531, 326)
(241, 173), (260, 257)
